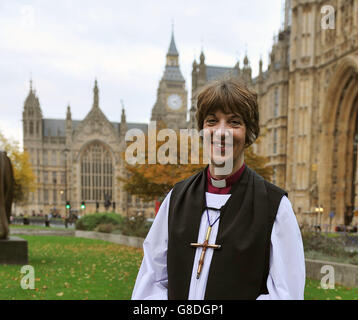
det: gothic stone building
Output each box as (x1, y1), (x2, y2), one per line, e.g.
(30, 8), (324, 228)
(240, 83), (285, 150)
(189, 0), (358, 228)
(23, 0), (358, 228)
(22, 80), (150, 217)
(256, 0), (358, 228)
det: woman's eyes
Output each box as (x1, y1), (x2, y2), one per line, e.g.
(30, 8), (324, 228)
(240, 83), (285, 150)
(205, 118), (217, 124)
(205, 118), (243, 126)
(230, 120), (242, 126)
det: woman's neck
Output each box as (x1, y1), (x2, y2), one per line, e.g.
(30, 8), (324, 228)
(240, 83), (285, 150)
(209, 154), (244, 180)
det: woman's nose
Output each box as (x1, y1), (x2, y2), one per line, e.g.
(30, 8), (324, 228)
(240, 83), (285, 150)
(213, 128), (228, 136)
(214, 121), (231, 136)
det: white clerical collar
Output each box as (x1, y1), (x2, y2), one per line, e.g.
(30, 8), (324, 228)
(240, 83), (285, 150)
(210, 178), (226, 188)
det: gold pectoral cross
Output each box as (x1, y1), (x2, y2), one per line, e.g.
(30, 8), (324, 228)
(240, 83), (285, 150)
(190, 225), (221, 279)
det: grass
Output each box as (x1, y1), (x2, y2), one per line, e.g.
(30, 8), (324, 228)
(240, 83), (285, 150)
(304, 278), (358, 300)
(0, 235), (357, 300)
(0, 235), (143, 300)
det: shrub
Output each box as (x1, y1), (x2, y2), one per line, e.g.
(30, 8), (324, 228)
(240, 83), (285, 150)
(75, 213), (123, 231)
(119, 215), (152, 238)
(302, 231), (346, 258)
(302, 231), (358, 265)
(94, 223), (116, 233)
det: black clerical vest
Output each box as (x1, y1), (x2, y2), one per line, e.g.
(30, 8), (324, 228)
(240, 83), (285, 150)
(167, 166), (288, 300)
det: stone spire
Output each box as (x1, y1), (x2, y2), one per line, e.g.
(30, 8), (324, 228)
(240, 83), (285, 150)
(164, 29), (184, 80)
(198, 50), (206, 82)
(243, 54), (249, 67)
(93, 79), (99, 109)
(242, 54), (252, 84)
(66, 104), (72, 120)
(120, 100), (127, 138)
(284, 0), (292, 30)
(121, 100), (126, 123)
(66, 104), (72, 146)
(168, 32), (179, 56)
(23, 79), (43, 140)
(200, 50), (205, 65)
(166, 29), (180, 67)
(24, 79), (42, 116)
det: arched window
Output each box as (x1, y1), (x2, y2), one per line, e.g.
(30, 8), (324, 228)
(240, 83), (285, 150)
(81, 142), (113, 201)
(274, 87), (279, 117)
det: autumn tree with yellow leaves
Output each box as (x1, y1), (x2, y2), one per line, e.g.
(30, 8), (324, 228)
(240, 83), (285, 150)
(0, 132), (36, 204)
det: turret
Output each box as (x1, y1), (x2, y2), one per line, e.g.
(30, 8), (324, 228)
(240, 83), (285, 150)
(93, 79), (99, 109)
(66, 104), (72, 146)
(242, 54), (252, 84)
(166, 31), (179, 67)
(120, 100), (127, 138)
(192, 59), (198, 91)
(23, 79), (43, 141)
(198, 51), (207, 84)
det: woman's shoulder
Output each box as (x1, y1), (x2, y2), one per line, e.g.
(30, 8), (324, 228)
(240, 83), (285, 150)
(173, 167), (206, 189)
(246, 166), (288, 197)
(264, 179), (288, 197)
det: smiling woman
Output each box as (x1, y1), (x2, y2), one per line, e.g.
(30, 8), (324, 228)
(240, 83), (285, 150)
(196, 78), (259, 178)
(132, 78), (306, 300)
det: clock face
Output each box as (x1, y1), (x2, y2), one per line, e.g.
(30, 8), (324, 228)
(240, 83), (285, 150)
(167, 94), (182, 110)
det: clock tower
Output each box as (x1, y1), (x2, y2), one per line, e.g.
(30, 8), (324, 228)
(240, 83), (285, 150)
(151, 31), (188, 130)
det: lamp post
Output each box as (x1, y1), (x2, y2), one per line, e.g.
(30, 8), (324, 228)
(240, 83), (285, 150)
(315, 206), (319, 228)
(314, 206), (323, 232)
(319, 205), (324, 229)
(60, 190), (64, 210)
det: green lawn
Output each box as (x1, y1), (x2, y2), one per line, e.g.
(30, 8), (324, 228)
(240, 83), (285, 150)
(305, 278), (358, 300)
(0, 235), (143, 300)
(0, 235), (357, 300)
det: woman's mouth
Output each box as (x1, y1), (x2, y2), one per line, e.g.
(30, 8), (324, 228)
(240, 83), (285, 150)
(212, 141), (233, 154)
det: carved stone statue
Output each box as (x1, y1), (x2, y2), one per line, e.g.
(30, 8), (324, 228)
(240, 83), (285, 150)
(0, 151), (15, 239)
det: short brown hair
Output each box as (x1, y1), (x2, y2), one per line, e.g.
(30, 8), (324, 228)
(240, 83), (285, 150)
(195, 78), (260, 147)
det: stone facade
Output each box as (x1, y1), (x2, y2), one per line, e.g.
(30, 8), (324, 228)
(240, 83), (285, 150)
(22, 80), (153, 218)
(258, 0), (358, 228)
(283, 0), (358, 228)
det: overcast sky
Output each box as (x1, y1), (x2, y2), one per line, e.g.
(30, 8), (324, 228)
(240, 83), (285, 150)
(0, 0), (284, 147)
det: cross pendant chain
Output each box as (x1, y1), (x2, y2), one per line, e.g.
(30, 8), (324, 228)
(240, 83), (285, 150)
(190, 225), (221, 279)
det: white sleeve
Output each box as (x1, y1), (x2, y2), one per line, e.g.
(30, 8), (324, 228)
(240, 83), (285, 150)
(131, 190), (172, 300)
(257, 196), (306, 300)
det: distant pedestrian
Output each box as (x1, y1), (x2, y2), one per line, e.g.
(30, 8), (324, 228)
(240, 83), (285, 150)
(45, 214), (50, 227)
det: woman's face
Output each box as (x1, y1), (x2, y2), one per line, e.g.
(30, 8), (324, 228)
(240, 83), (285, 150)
(203, 109), (246, 176)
